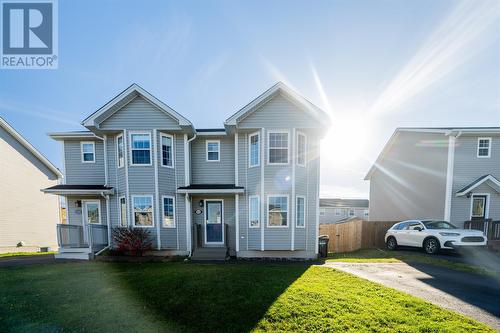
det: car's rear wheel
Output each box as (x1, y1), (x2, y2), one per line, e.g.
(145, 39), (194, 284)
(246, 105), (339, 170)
(386, 236), (397, 250)
(423, 238), (440, 254)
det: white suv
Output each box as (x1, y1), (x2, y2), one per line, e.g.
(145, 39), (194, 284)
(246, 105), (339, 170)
(385, 220), (487, 254)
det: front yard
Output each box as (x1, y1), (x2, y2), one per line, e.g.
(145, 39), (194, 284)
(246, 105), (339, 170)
(0, 261), (493, 332)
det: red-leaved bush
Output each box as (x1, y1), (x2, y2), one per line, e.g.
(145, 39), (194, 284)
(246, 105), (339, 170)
(112, 227), (152, 256)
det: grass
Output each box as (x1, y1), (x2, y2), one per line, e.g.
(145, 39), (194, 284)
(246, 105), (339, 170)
(327, 249), (498, 275)
(0, 261), (493, 332)
(0, 251), (55, 258)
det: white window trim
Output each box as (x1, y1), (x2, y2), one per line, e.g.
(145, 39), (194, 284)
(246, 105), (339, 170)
(80, 141), (95, 163)
(248, 195), (260, 228)
(477, 137), (491, 158)
(295, 195), (306, 228)
(267, 130), (290, 165)
(118, 196), (127, 227)
(267, 194), (289, 228)
(82, 200), (101, 225)
(160, 133), (175, 168)
(161, 195), (176, 228)
(129, 131), (152, 166)
(131, 195), (155, 227)
(204, 199), (225, 245)
(296, 131), (307, 167)
(335, 208), (341, 216)
(206, 140), (220, 162)
(469, 193), (490, 219)
(248, 132), (260, 168)
(116, 134), (124, 168)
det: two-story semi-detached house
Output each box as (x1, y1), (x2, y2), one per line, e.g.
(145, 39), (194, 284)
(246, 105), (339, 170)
(43, 83), (330, 260)
(319, 198), (369, 224)
(365, 127), (500, 232)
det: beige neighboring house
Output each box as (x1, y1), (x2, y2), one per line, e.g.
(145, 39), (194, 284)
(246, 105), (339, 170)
(0, 117), (62, 253)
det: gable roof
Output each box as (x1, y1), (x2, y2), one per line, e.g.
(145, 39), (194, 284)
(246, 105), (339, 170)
(456, 174), (500, 196)
(364, 127), (500, 180)
(320, 198), (369, 208)
(0, 116), (62, 178)
(82, 83), (194, 131)
(224, 82), (331, 127)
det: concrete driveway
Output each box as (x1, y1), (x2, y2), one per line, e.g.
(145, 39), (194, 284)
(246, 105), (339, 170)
(325, 261), (500, 330)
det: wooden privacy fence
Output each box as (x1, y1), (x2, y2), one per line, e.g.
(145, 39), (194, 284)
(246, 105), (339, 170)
(319, 219), (398, 253)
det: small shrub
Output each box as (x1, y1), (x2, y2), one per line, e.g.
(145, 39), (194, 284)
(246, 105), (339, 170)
(112, 227), (152, 256)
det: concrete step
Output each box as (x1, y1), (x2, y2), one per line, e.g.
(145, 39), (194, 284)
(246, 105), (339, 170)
(55, 252), (91, 260)
(192, 247), (228, 261)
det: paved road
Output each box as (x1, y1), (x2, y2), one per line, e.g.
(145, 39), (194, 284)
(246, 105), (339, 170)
(324, 262), (500, 330)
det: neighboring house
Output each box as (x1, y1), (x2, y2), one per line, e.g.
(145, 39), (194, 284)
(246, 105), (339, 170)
(365, 127), (500, 229)
(0, 117), (62, 253)
(319, 198), (369, 224)
(43, 82), (330, 259)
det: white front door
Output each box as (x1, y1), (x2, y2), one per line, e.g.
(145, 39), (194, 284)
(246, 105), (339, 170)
(82, 200), (101, 242)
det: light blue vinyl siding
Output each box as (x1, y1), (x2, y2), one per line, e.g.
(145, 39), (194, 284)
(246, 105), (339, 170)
(64, 139), (105, 185)
(99, 97), (181, 130)
(191, 135), (235, 184)
(450, 135), (500, 227)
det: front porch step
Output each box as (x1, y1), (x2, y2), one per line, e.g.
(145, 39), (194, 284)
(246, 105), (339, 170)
(192, 247), (228, 261)
(55, 247), (92, 260)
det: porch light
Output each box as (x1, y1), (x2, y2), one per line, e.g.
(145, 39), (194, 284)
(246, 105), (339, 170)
(199, 200), (204, 207)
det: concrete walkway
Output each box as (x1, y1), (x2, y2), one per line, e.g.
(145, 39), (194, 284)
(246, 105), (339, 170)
(323, 262), (500, 331)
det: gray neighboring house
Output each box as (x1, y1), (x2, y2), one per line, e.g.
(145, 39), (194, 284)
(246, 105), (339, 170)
(43, 82), (330, 259)
(0, 117), (62, 253)
(365, 127), (500, 229)
(319, 199), (369, 224)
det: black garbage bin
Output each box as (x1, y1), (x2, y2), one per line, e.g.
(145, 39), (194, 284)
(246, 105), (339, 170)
(318, 235), (329, 258)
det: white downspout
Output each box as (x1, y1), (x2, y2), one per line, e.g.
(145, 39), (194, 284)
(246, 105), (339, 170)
(444, 133), (457, 221)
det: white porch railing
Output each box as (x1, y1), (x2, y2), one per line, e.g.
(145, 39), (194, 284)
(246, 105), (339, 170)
(57, 224), (108, 252)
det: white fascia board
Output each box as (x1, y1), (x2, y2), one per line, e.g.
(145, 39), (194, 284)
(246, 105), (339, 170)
(196, 131), (227, 136)
(48, 132), (102, 140)
(176, 188), (244, 194)
(82, 84), (194, 129)
(41, 189), (115, 195)
(0, 117), (62, 178)
(456, 175), (500, 196)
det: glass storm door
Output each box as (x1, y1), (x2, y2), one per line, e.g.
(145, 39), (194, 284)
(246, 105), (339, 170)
(205, 200), (223, 244)
(82, 201), (100, 243)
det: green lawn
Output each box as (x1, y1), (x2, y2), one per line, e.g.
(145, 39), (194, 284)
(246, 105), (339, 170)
(327, 249), (496, 275)
(0, 262), (493, 333)
(0, 251), (55, 258)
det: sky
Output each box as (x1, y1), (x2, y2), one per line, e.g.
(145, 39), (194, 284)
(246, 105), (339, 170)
(1, 0), (499, 199)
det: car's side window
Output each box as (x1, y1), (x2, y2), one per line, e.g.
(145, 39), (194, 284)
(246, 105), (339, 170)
(407, 222), (423, 230)
(394, 222), (407, 230)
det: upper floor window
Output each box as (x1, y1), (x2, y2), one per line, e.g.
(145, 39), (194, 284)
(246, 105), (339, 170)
(364, 210), (369, 218)
(335, 208), (341, 216)
(206, 140), (220, 162)
(249, 195), (260, 228)
(296, 196), (305, 228)
(297, 132), (306, 166)
(161, 134), (174, 167)
(119, 197), (127, 227)
(320, 208), (325, 216)
(249, 132), (260, 167)
(117, 134), (124, 168)
(130, 133), (151, 165)
(268, 131), (289, 164)
(349, 209), (355, 217)
(81, 142), (95, 163)
(268, 195), (288, 227)
(477, 138), (491, 158)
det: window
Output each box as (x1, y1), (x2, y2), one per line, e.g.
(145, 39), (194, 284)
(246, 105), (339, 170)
(393, 222), (407, 230)
(130, 133), (151, 165)
(319, 208), (325, 216)
(206, 140), (220, 161)
(268, 132), (289, 164)
(296, 196), (305, 228)
(364, 210), (369, 218)
(268, 196), (288, 227)
(162, 196), (175, 228)
(81, 142), (95, 163)
(132, 195), (153, 227)
(119, 197), (127, 227)
(117, 134), (124, 168)
(297, 132), (306, 166)
(349, 209), (355, 217)
(335, 208), (341, 216)
(406, 222), (424, 230)
(471, 195), (487, 218)
(84, 201), (100, 224)
(249, 195), (260, 228)
(477, 138), (491, 158)
(249, 132), (260, 167)
(161, 134), (174, 167)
